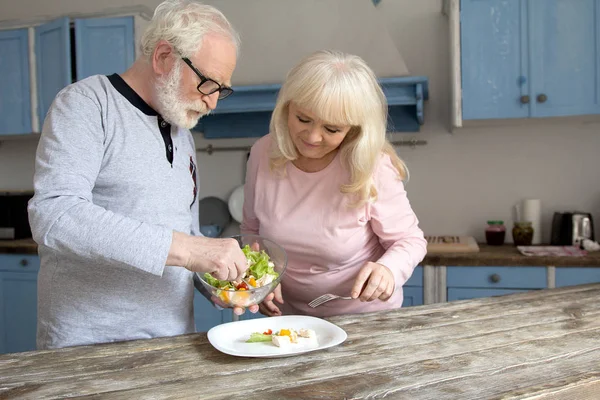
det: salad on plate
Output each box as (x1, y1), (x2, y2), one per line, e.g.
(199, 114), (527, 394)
(246, 328), (318, 348)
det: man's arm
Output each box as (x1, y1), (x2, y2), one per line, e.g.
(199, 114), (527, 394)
(28, 89), (172, 276)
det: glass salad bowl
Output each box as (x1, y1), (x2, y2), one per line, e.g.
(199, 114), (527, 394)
(196, 234), (288, 308)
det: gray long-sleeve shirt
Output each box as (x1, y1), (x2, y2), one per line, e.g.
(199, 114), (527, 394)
(28, 74), (202, 349)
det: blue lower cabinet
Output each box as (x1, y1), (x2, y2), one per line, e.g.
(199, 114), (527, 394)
(193, 291), (232, 332)
(556, 268), (600, 288)
(0, 255), (40, 354)
(403, 286), (423, 306)
(447, 266), (546, 302)
(403, 266), (423, 306)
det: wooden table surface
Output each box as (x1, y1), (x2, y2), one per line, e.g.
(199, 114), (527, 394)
(1, 284), (600, 399)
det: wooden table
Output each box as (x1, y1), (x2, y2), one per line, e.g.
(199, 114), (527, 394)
(1, 284), (599, 399)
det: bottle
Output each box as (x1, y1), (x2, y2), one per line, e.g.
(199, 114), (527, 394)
(486, 221), (506, 246)
(512, 221), (534, 246)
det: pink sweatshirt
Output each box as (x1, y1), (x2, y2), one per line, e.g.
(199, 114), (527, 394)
(241, 135), (427, 317)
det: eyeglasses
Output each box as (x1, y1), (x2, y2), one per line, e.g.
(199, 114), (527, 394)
(181, 57), (234, 100)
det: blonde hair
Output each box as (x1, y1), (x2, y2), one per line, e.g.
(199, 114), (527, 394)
(269, 50), (408, 206)
(140, 0), (240, 59)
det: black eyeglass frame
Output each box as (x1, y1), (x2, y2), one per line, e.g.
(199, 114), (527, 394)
(181, 57), (234, 100)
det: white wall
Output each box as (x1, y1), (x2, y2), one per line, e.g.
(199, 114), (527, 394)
(1, 0), (599, 243)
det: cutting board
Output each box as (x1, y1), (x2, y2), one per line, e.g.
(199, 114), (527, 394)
(425, 236), (480, 253)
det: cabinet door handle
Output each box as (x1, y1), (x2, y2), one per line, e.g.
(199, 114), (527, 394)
(520, 95), (530, 104)
(489, 274), (501, 283)
(536, 94), (547, 103)
(19, 259), (29, 267)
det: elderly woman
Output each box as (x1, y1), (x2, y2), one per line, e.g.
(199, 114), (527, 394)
(242, 50), (427, 317)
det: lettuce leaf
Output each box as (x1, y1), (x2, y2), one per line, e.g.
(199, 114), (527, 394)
(202, 273), (234, 290)
(242, 245), (278, 280)
(246, 332), (273, 343)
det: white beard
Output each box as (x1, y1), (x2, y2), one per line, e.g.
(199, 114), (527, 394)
(155, 62), (210, 129)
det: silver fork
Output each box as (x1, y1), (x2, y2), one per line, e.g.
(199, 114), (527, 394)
(308, 294), (353, 308)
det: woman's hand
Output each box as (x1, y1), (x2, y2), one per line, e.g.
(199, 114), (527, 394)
(351, 262), (395, 302)
(258, 285), (284, 316)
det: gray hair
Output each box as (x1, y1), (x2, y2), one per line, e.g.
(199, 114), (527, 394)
(140, 0), (240, 59)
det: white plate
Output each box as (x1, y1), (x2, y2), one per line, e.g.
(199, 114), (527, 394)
(207, 315), (347, 358)
(227, 185), (244, 223)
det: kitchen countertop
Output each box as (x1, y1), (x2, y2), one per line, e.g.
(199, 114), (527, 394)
(2, 239), (600, 266)
(0, 239), (37, 255)
(422, 244), (600, 267)
(1, 284), (599, 399)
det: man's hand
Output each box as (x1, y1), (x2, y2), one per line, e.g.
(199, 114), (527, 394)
(350, 262), (395, 302)
(167, 231), (247, 281)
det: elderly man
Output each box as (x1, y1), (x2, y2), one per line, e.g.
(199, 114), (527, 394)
(28, 0), (260, 349)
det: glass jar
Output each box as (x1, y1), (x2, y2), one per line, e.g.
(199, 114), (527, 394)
(485, 220), (506, 246)
(512, 221), (534, 246)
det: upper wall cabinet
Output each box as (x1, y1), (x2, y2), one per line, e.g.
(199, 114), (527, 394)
(197, 76), (429, 139)
(0, 15), (135, 136)
(450, 0), (600, 125)
(74, 17), (135, 81)
(528, 0), (599, 118)
(36, 16), (135, 125)
(0, 29), (32, 135)
(36, 17), (72, 127)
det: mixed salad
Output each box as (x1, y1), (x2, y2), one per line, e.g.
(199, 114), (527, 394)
(203, 245), (279, 304)
(246, 328), (317, 347)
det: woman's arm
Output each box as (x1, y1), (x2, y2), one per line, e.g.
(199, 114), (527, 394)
(369, 155), (427, 291)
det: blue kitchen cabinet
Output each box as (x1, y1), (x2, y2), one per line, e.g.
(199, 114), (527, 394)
(0, 29), (32, 135)
(447, 266), (547, 301)
(556, 267), (600, 287)
(35, 16), (135, 126)
(460, 0), (529, 120)
(193, 291), (232, 332)
(529, 0), (600, 117)
(0, 255), (39, 354)
(75, 16), (135, 81)
(460, 0), (600, 120)
(197, 76), (429, 138)
(36, 17), (72, 127)
(403, 266), (423, 306)
(402, 287), (423, 306)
